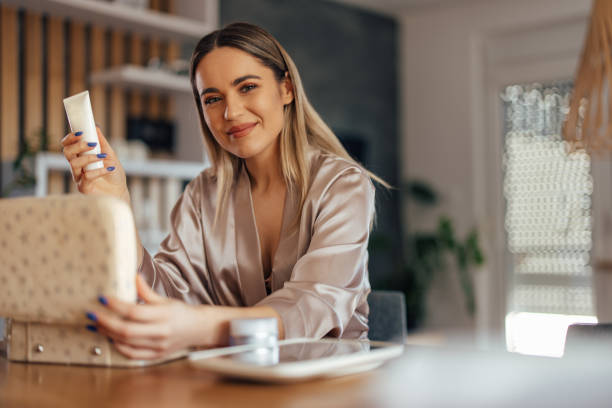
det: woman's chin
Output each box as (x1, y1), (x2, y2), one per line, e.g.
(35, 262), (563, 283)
(228, 146), (262, 160)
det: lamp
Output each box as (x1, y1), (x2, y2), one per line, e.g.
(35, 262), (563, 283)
(564, 0), (612, 151)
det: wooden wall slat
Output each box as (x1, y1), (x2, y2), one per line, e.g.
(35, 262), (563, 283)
(67, 21), (87, 194)
(110, 30), (126, 141)
(166, 0), (179, 122)
(129, 33), (144, 118)
(150, 0), (162, 12)
(46, 16), (65, 152)
(24, 12), (43, 153)
(148, 38), (162, 120)
(69, 22), (86, 96)
(166, 41), (180, 120)
(90, 26), (107, 133)
(45, 16), (65, 194)
(1, 6), (20, 162)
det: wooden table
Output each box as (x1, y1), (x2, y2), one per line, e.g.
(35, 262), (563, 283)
(0, 357), (380, 408)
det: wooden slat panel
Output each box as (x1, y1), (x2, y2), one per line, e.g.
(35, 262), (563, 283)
(129, 33), (144, 117)
(68, 21), (87, 194)
(166, 0), (175, 15)
(90, 26), (107, 132)
(148, 38), (162, 120)
(110, 30), (126, 141)
(24, 12), (43, 153)
(150, 0), (162, 12)
(45, 16), (65, 193)
(46, 16), (65, 152)
(69, 22), (86, 96)
(166, 0), (179, 122)
(1, 6), (20, 161)
(165, 40), (180, 120)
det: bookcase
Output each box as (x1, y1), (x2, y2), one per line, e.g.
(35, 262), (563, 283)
(0, 0), (218, 252)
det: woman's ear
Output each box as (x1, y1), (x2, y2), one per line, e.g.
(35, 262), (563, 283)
(281, 72), (294, 105)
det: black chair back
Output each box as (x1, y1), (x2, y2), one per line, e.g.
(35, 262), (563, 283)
(367, 290), (407, 343)
(564, 323), (612, 357)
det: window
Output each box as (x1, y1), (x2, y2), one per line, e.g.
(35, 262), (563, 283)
(501, 82), (596, 357)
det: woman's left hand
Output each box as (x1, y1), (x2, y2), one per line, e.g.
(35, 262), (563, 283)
(86, 275), (207, 360)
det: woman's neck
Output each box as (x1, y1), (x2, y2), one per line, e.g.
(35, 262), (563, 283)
(244, 141), (284, 193)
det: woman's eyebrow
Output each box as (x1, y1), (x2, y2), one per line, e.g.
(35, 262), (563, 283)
(232, 74), (261, 86)
(200, 75), (262, 97)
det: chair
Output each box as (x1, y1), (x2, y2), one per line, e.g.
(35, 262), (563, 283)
(564, 323), (612, 357)
(367, 290), (407, 343)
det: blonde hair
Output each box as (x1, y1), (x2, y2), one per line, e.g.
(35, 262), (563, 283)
(189, 22), (388, 224)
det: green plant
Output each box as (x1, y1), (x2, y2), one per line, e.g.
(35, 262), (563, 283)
(401, 180), (484, 329)
(1, 129), (45, 197)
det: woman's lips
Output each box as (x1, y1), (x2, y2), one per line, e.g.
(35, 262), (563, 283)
(227, 123), (257, 139)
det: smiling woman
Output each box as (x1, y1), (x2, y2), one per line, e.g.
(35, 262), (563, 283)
(61, 22), (387, 360)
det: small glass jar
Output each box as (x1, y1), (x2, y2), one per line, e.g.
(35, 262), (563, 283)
(229, 317), (279, 366)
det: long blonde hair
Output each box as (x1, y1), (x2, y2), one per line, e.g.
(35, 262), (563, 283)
(189, 22), (388, 224)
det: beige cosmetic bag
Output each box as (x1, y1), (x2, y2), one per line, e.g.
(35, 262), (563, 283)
(0, 194), (183, 367)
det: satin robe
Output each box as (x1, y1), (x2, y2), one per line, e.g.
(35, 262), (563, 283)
(138, 150), (375, 339)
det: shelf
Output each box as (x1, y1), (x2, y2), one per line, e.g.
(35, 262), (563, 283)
(90, 65), (191, 94)
(35, 152), (208, 196)
(2, 0), (212, 41)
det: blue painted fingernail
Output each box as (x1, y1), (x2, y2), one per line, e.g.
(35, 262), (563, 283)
(108, 337), (114, 344)
(75, 131), (83, 136)
(98, 295), (108, 305)
(87, 142), (97, 147)
(86, 312), (97, 322)
(86, 325), (97, 332)
(107, 166), (115, 172)
(97, 153), (107, 159)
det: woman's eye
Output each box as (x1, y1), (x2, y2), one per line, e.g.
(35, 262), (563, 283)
(204, 96), (221, 105)
(240, 84), (257, 93)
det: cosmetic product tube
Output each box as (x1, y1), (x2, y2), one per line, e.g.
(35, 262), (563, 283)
(63, 90), (103, 171)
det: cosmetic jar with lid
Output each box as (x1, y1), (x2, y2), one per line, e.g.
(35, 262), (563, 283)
(229, 317), (278, 347)
(229, 317), (279, 365)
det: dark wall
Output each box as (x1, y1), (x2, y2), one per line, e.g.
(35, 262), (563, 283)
(221, 0), (401, 287)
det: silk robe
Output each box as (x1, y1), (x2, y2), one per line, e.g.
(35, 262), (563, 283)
(138, 150), (375, 339)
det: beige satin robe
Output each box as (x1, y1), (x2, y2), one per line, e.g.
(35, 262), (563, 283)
(138, 150), (375, 339)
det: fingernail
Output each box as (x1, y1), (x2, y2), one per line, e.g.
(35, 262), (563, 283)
(87, 142), (97, 147)
(108, 337), (114, 344)
(98, 295), (108, 305)
(86, 311), (97, 322)
(107, 166), (115, 172)
(86, 325), (97, 332)
(75, 131), (83, 136)
(97, 153), (107, 159)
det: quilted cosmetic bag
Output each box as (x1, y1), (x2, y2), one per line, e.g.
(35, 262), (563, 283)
(0, 194), (183, 367)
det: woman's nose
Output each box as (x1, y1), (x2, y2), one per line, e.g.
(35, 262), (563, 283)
(223, 96), (243, 121)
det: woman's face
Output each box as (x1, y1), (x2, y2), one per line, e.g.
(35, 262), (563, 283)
(195, 46), (294, 160)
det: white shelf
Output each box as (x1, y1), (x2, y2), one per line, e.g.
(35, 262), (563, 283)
(90, 65), (191, 94)
(35, 152), (207, 196)
(2, 0), (212, 41)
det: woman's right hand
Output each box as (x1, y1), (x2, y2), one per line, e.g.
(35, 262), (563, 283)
(61, 127), (130, 204)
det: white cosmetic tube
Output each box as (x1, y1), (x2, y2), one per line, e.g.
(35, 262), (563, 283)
(63, 90), (103, 171)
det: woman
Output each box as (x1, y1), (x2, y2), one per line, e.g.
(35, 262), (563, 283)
(61, 22), (385, 360)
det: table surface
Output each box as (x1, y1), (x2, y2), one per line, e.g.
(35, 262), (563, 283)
(0, 356), (380, 408)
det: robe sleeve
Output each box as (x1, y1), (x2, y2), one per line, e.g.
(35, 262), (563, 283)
(256, 168), (375, 339)
(137, 177), (215, 305)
